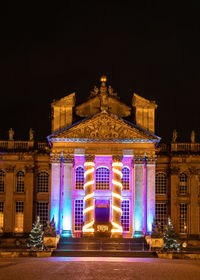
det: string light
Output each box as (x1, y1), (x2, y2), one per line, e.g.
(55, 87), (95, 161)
(112, 179), (123, 188)
(84, 162), (95, 167)
(83, 219), (94, 232)
(84, 168), (95, 178)
(112, 168), (123, 178)
(112, 192), (123, 201)
(112, 205), (123, 214)
(112, 162), (123, 167)
(84, 192), (94, 201)
(83, 205), (94, 215)
(84, 180), (94, 189)
(111, 221), (122, 233)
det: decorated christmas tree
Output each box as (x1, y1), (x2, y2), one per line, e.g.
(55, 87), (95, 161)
(163, 217), (180, 251)
(27, 216), (44, 250)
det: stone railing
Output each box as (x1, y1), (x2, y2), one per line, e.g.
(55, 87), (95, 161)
(157, 143), (200, 153)
(0, 141), (49, 151)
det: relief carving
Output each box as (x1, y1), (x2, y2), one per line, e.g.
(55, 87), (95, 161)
(56, 112), (155, 141)
(6, 165), (15, 173)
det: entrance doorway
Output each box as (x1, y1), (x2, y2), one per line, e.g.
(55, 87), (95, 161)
(95, 200), (110, 223)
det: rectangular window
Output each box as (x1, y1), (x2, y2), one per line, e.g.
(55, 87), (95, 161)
(180, 204), (187, 233)
(74, 200), (84, 231)
(15, 201), (24, 232)
(36, 202), (48, 227)
(155, 203), (167, 231)
(0, 202), (4, 232)
(121, 200), (130, 232)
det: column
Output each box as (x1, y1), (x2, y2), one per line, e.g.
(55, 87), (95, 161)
(4, 166), (15, 233)
(62, 155), (74, 236)
(24, 165), (34, 233)
(134, 156), (145, 237)
(170, 167), (179, 232)
(50, 155), (61, 231)
(83, 155), (95, 236)
(111, 156), (123, 237)
(146, 160), (156, 234)
(189, 168), (198, 235)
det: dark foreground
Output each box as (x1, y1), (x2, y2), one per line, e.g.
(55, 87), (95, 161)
(0, 257), (200, 280)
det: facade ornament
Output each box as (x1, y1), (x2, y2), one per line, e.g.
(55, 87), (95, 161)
(170, 166), (180, 175)
(172, 129), (178, 143)
(25, 165), (34, 173)
(29, 128), (34, 141)
(85, 154), (95, 162)
(9, 128), (14, 140)
(5, 165), (15, 173)
(191, 130), (195, 143)
(112, 155), (123, 163)
(63, 153), (74, 164)
(188, 166), (198, 175)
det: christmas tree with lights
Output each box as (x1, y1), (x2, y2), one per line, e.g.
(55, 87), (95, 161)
(163, 217), (180, 251)
(27, 216), (44, 250)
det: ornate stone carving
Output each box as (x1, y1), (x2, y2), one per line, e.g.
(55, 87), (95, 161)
(5, 165), (15, 173)
(112, 155), (123, 162)
(51, 111), (157, 141)
(25, 165), (34, 173)
(85, 155), (95, 162)
(63, 154), (74, 164)
(170, 166), (180, 175)
(188, 166), (198, 175)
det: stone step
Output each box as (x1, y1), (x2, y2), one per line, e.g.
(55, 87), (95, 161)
(52, 250), (157, 258)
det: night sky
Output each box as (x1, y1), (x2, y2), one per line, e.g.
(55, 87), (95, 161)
(1, 2), (200, 143)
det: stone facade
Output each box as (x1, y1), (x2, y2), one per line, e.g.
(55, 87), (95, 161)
(0, 77), (199, 240)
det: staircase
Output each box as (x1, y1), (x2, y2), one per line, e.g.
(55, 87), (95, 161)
(52, 237), (157, 258)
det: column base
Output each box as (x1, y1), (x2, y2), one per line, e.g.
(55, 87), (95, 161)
(62, 230), (72, 237)
(82, 232), (94, 238)
(111, 232), (123, 238)
(134, 231), (144, 238)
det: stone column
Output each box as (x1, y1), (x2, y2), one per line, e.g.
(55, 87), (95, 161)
(170, 167), (179, 232)
(134, 156), (145, 237)
(146, 160), (156, 234)
(83, 155), (95, 236)
(111, 156), (123, 237)
(4, 166), (15, 233)
(50, 154), (61, 231)
(62, 155), (74, 236)
(24, 165), (34, 233)
(189, 167), (198, 235)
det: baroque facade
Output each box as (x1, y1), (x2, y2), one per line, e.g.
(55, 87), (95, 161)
(0, 76), (200, 239)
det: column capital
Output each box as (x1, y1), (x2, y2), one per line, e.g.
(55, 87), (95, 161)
(63, 154), (74, 164)
(112, 155), (123, 163)
(170, 166), (180, 175)
(85, 154), (95, 162)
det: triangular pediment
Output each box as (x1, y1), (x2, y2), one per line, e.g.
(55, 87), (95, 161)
(48, 111), (160, 142)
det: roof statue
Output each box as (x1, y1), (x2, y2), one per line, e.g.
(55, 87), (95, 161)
(9, 128), (14, 140)
(172, 129), (178, 143)
(191, 130), (195, 143)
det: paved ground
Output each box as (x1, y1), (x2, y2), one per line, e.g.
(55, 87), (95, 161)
(0, 257), (200, 280)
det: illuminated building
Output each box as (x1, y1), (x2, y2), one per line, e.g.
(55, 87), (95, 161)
(0, 76), (200, 242)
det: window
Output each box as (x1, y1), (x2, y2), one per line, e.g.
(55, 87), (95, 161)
(16, 171), (25, 193)
(156, 172), (167, 194)
(179, 173), (188, 195)
(74, 200), (84, 231)
(75, 166), (84, 190)
(15, 201), (24, 232)
(37, 202), (48, 227)
(0, 170), (5, 193)
(179, 204), (187, 233)
(155, 203), (167, 231)
(0, 201), (4, 232)
(37, 171), (49, 192)
(121, 200), (130, 232)
(122, 167), (130, 190)
(96, 167), (110, 190)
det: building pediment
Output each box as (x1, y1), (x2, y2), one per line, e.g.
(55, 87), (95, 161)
(48, 110), (160, 143)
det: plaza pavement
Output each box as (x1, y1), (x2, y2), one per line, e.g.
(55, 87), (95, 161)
(0, 257), (199, 280)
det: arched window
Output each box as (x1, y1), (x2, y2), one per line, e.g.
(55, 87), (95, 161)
(37, 171), (49, 192)
(179, 173), (188, 195)
(0, 170), (5, 193)
(121, 167), (130, 190)
(16, 171), (25, 193)
(156, 172), (167, 194)
(96, 167), (110, 190)
(75, 166), (84, 189)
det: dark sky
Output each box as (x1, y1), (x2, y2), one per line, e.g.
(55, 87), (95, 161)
(1, 2), (200, 142)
